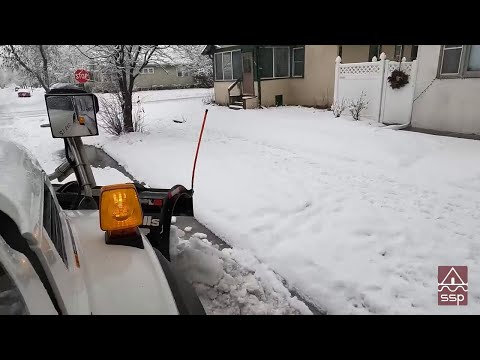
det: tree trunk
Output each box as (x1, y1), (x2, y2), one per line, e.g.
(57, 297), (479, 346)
(122, 87), (134, 133)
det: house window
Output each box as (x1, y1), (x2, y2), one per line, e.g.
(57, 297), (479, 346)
(438, 45), (480, 78)
(292, 47), (305, 77)
(214, 50), (242, 81)
(465, 45), (480, 75)
(368, 45), (381, 61)
(440, 45), (463, 75)
(140, 67), (154, 74)
(394, 45), (403, 61)
(411, 45), (419, 61)
(177, 66), (190, 77)
(259, 47), (290, 79)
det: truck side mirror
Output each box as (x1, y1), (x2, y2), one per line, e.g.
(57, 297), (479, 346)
(93, 94), (100, 113)
(45, 93), (99, 138)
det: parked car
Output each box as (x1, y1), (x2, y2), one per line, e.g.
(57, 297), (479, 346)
(17, 89), (31, 98)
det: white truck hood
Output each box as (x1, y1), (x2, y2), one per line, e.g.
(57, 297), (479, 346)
(65, 210), (179, 315)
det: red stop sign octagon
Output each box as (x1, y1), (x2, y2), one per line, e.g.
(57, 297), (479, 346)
(75, 69), (90, 83)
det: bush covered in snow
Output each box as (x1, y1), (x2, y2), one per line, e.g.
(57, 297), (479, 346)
(349, 91), (369, 121)
(98, 94), (145, 136)
(202, 92), (215, 105)
(331, 98), (347, 117)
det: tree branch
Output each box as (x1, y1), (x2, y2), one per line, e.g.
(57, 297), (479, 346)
(38, 45), (50, 88)
(7, 45), (48, 91)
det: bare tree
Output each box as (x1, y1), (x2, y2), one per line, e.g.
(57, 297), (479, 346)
(0, 45), (84, 91)
(178, 45), (213, 88)
(77, 45), (178, 133)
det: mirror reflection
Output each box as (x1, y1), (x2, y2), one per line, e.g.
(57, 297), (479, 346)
(46, 94), (99, 138)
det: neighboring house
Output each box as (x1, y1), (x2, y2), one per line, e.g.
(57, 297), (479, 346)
(202, 45), (417, 109)
(86, 64), (195, 92)
(411, 45), (480, 135)
(134, 64), (194, 90)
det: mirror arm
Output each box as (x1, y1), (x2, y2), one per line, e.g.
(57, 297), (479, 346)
(66, 138), (93, 197)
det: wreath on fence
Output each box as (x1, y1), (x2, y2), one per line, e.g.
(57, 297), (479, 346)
(388, 69), (409, 89)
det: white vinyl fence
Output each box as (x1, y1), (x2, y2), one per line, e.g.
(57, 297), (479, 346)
(334, 53), (418, 125)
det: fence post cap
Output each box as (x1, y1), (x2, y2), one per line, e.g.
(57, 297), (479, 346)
(402, 56), (407, 62)
(380, 52), (387, 60)
(335, 56), (342, 63)
(372, 56), (377, 62)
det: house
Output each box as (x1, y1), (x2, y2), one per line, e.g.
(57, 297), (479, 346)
(134, 64), (194, 91)
(411, 45), (480, 135)
(86, 63), (195, 93)
(202, 45), (417, 109)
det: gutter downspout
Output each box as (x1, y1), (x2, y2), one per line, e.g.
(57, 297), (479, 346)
(255, 46), (262, 108)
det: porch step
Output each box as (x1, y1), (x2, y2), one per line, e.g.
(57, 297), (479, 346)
(229, 104), (243, 110)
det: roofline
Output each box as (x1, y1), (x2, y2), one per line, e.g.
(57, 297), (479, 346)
(201, 45), (221, 56)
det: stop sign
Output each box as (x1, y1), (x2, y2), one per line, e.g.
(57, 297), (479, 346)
(75, 69), (90, 84)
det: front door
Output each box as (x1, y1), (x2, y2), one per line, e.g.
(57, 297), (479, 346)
(242, 52), (255, 95)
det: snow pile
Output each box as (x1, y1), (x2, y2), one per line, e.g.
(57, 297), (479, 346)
(170, 226), (312, 315)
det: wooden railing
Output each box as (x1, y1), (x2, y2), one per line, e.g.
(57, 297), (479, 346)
(227, 78), (242, 106)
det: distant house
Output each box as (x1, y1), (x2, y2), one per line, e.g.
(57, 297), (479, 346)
(87, 63), (195, 93)
(411, 45), (480, 135)
(133, 64), (194, 91)
(202, 45), (417, 109)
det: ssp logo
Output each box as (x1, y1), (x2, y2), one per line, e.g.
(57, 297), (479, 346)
(438, 266), (468, 306)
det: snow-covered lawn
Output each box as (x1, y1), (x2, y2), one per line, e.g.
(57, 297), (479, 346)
(91, 92), (480, 315)
(2, 86), (479, 314)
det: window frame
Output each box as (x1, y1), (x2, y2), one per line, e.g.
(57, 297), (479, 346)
(438, 45), (480, 79)
(214, 50), (242, 81)
(260, 46), (291, 80)
(140, 67), (155, 75)
(464, 45), (480, 78)
(291, 47), (305, 78)
(176, 66), (190, 77)
(394, 45), (403, 61)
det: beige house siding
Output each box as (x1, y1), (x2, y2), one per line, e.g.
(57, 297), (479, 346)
(288, 45), (337, 106)
(341, 45), (370, 63)
(214, 82), (235, 105)
(213, 45), (337, 108)
(135, 65), (194, 89)
(259, 79), (292, 106)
